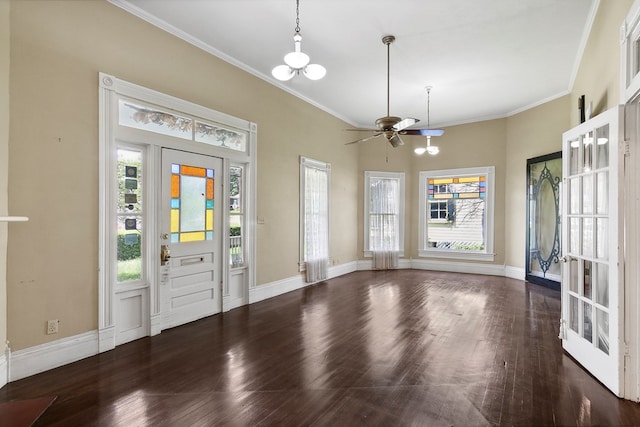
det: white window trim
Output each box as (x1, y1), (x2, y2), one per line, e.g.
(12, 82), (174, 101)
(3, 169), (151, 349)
(363, 171), (405, 258)
(418, 166), (495, 261)
(299, 156), (331, 271)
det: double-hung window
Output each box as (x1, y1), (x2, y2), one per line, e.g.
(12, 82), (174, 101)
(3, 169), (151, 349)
(364, 171), (405, 257)
(419, 166), (495, 261)
(300, 156), (330, 282)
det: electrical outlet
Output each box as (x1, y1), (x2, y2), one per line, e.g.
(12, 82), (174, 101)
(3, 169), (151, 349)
(46, 319), (59, 335)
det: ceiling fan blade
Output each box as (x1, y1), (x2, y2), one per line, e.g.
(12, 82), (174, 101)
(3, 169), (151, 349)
(344, 128), (378, 132)
(345, 132), (383, 145)
(389, 134), (404, 147)
(400, 129), (445, 137)
(393, 118), (419, 132)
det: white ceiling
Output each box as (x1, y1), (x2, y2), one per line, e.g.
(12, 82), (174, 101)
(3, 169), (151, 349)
(110, 0), (597, 129)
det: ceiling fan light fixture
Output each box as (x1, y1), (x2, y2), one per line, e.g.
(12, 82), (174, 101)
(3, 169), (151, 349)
(414, 86), (444, 156)
(272, 0), (325, 81)
(426, 145), (440, 155)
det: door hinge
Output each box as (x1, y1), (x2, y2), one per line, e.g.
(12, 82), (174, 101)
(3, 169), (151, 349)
(624, 139), (631, 157)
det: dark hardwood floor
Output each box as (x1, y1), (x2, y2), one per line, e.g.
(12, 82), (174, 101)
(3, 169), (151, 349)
(2, 270), (640, 426)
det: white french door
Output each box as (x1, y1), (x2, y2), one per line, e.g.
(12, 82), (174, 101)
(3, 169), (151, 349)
(160, 148), (223, 329)
(561, 106), (623, 395)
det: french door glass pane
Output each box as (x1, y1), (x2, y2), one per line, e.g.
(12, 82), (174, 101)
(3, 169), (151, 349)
(583, 131), (594, 172)
(570, 178), (580, 214)
(597, 309), (609, 355)
(569, 140), (580, 175)
(596, 172), (608, 214)
(570, 296), (579, 332)
(595, 263), (609, 308)
(582, 175), (593, 214)
(583, 302), (593, 342)
(596, 125), (609, 169)
(583, 260), (592, 300)
(570, 260), (579, 293)
(582, 218), (593, 257)
(596, 218), (608, 259)
(570, 218), (580, 254)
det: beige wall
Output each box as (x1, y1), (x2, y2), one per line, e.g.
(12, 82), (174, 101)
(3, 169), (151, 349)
(571, 0), (633, 127)
(7, 0), (358, 350)
(3, 0), (634, 356)
(1, 1), (9, 355)
(503, 96), (570, 270)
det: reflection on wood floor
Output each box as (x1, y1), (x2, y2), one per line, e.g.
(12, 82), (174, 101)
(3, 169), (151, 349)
(2, 270), (640, 425)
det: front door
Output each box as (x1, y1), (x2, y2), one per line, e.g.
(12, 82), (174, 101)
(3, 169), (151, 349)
(561, 106), (623, 395)
(160, 148), (223, 329)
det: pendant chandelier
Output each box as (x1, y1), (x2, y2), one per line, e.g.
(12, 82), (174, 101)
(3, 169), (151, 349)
(272, 0), (326, 81)
(414, 86), (444, 155)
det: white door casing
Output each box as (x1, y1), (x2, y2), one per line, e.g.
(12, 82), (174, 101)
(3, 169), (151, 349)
(99, 73), (256, 352)
(560, 106), (623, 396)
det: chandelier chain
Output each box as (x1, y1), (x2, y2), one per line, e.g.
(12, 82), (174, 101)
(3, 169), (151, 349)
(295, 0), (301, 33)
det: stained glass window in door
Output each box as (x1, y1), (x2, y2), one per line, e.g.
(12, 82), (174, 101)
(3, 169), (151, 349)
(170, 163), (214, 243)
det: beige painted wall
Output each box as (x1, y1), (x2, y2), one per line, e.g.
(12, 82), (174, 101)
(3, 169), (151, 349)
(7, 0), (358, 350)
(503, 96), (570, 270)
(1, 1), (9, 355)
(571, 0), (633, 126)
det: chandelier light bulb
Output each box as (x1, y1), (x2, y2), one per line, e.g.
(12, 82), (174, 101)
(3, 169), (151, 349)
(271, 64), (295, 81)
(414, 147), (427, 155)
(427, 145), (440, 155)
(303, 63), (327, 80)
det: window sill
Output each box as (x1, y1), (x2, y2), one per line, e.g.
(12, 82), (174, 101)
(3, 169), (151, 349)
(419, 249), (495, 262)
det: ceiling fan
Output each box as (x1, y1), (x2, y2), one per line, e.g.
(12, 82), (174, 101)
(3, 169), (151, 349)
(346, 35), (443, 148)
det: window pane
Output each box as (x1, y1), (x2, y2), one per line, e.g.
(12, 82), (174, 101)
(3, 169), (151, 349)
(195, 121), (247, 152)
(368, 175), (401, 251)
(427, 198), (485, 251)
(230, 165), (245, 267)
(119, 100), (192, 140)
(569, 217), (580, 254)
(117, 148), (143, 283)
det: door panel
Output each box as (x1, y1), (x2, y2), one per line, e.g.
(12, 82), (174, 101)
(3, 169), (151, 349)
(561, 106), (622, 396)
(161, 148), (222, 329)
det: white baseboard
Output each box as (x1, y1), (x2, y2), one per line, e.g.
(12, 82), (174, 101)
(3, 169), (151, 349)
(249, 261), (358, 304)
(505, 265), (526, 280)
(10, 331), (99, 382)
(0, 351), (7, 389)
(357, 258), (506, 277)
